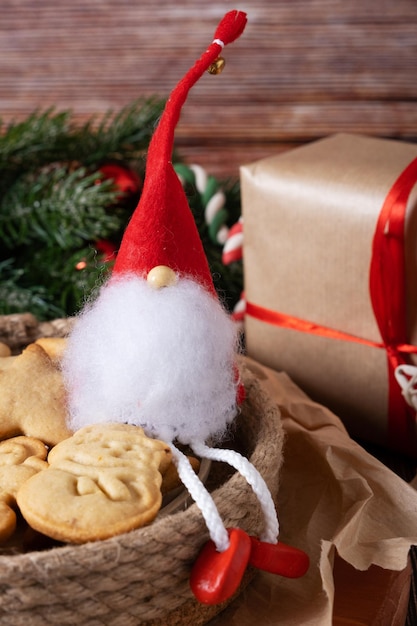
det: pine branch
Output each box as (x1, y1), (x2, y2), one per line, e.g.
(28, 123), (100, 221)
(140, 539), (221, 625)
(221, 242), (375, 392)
(0, 109), (71, 171)
(69, 97), (165, 165)
(30, 245), (110, 317)
(0, 166), (123, 249)
(0, 98), (165, 189)
(0, 259), (65, 319)
(0, 243), (110, 319)
(0, 98), (170, 320)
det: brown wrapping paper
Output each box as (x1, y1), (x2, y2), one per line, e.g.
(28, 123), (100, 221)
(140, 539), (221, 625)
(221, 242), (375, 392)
(240, 133), (417, 451)
(210, 357), (417, 625)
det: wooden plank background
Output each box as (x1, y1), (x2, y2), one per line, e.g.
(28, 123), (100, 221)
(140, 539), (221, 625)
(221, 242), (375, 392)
(1, 0), (417, 178)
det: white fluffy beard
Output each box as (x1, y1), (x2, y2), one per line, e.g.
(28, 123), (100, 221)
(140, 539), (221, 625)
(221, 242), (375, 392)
(62, 275), (240, 444)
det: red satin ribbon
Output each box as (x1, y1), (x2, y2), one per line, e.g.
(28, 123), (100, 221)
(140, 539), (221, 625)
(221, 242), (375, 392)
(245, 302), (384, 349)
(246, 155), (417, 455)
(369, 156), (417, 453)
(245, 302), (417, 356)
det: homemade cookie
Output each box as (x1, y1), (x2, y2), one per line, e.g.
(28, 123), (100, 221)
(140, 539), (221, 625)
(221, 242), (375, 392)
(17, 423), (172, 543)
(0, 436), (48, 542)
(161, 456), (200, 495)
(34, 337), (67, 363)
(0, 342), (11, 358)
(0, 342), (14, 372)
(0, 343), (72, 446)
(0, 356), (16, 372)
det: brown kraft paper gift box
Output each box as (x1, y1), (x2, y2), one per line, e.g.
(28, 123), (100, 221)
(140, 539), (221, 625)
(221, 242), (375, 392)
(240, 133), (417, 456)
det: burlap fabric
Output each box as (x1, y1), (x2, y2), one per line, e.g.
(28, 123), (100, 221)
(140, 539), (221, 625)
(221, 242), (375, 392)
(0, 320), (284, 626)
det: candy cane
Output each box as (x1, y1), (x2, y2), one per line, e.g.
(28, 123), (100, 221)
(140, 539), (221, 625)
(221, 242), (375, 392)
(174, 163), (230, 245)
(175, 163), (246, 324)
(231, 291), (246, 330)
(222, 217), (243, 265)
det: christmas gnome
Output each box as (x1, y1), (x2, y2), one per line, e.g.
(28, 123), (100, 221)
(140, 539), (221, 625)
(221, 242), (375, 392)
(62, 10), (308, 604)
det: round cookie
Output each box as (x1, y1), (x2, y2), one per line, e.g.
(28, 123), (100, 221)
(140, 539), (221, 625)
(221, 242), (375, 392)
(17, 423), (172, 543)
(161, 456), (200, 495)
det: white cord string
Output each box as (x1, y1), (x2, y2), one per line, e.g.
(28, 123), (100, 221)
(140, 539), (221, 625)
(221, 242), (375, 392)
(212, 38), (225, 48)
(191, 441), (279, 544)
(170, 443), (230, 552)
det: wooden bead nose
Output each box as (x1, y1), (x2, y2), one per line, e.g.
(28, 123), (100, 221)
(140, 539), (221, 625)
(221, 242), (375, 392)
(146, 265), (178, 289)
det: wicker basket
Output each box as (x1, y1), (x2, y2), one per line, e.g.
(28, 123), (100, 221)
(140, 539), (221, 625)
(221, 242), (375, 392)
(0, 316), (284, 626)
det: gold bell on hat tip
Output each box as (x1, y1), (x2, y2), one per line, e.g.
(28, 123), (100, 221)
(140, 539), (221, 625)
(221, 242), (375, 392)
(208, 57), (226, 75)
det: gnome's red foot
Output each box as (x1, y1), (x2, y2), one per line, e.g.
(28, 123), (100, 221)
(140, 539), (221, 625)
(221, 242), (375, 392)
(190, 529), (309, 605)
(190, 528), (251, 605)
(249, 536), (310, 578)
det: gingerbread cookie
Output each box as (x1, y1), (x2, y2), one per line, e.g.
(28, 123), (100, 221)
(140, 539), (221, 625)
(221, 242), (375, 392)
(17, 423), (172, 543)
(0, 436), (48, 541)
(0, 343), (72, 446)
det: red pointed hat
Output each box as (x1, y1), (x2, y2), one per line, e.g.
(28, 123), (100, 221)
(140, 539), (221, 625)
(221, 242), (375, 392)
(112, 11), (247, 295)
